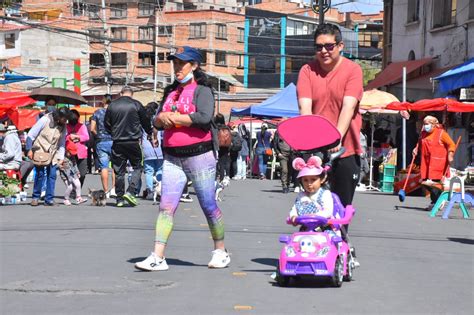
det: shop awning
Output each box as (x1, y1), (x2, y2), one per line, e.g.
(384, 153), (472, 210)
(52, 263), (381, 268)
(434, 58), (474, 94)
(206, 72), (243, 87)
(365, 58), (433, 90)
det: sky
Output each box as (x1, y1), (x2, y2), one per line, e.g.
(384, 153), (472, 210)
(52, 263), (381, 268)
(304, 0), (384, 14)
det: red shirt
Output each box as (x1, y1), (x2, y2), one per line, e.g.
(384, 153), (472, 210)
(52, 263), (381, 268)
(297, 57), (363, 157)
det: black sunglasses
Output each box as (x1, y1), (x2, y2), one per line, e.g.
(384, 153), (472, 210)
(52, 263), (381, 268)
(315, 42), (339, 52)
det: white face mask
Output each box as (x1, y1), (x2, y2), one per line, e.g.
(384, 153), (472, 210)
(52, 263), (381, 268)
(177, 70), (194, 84)
(423, 124), (433, 133)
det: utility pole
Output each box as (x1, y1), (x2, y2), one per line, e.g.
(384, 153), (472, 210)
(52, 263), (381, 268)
(101, 0), (111, 94)
(153, 8), (158, 102)
(319, 0), (325, 24)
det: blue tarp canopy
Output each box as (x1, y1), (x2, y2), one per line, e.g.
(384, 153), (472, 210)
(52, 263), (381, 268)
(0, 73), (45, 85)
(230, 83), (299, 118)
(434, 58), (474, 94)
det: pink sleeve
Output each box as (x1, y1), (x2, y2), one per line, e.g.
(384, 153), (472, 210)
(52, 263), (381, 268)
(344, 62), (364, 100)
(77, 124), (90, 144)
(296, 64), (312, 100)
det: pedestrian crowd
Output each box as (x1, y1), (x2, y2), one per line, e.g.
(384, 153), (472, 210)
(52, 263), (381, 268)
(1, 23), (469, 273)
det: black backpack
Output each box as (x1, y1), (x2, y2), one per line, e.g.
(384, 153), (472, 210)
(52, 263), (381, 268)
(230, 131), (243, 152)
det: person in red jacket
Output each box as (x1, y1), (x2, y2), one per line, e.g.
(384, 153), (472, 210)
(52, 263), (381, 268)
(415, 115), (455, 209)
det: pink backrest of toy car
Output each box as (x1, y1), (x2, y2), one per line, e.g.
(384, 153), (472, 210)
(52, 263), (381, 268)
(277, 115), (341, 152)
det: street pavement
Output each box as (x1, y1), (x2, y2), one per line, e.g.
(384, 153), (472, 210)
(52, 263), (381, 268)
(1, 174), (473, 315)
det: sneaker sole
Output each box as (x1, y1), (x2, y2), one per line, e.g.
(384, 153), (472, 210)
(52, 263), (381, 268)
(124, 195), (137, 206)
(134, 264), (169, 272)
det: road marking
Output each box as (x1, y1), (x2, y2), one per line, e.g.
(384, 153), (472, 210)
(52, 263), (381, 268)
(234, 305), (252, 311)
(199, 224), (207, 227)
(183, 208), (191, 211)
(190, 215), (197, 218)
(232, 272), (247, 276)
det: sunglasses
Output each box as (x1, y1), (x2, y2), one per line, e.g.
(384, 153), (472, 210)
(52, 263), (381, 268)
(315, 42), (339, 52)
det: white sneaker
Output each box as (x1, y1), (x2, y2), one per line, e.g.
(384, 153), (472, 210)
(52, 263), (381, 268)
(208, 249), (230, 268)
(135, 252), (169, 271)
(109, 187), (116, 197)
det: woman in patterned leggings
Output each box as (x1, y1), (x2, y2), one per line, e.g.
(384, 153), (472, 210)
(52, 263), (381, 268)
(135, 46), (230, 271)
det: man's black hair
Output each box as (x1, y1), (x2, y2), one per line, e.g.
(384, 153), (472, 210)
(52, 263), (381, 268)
(104, 94), (112, 104)
(313, 23), (342, 43)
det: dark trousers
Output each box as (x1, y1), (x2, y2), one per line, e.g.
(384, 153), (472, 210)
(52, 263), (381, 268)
(330, 154), (361, 207)
(217, 148), (230, 180)
(330, 154), (360, 233)
(77, 158), (88, 187)
(111, 141), (143, 200)
(278, 152), (293, 189)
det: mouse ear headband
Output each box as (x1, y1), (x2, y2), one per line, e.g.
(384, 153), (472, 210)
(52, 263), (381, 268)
(292, 156), (324, 178)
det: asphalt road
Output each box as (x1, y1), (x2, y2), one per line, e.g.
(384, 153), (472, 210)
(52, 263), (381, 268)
(1, 175), (473, 315)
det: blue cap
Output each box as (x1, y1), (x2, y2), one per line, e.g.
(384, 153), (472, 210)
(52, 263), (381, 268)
(167, 46), (203, 64)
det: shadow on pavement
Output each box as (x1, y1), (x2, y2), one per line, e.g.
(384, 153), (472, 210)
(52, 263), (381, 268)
(447, 237), (474, 245)
(393, 205), (427, 211)
(251, 258), (278, 267)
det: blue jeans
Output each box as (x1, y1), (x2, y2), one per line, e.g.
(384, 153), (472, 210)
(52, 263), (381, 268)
(255, 147), (267, 176)
(96, 140), (113, 170)
(143, 158), (163, 190)
(32, 164), (58, 203)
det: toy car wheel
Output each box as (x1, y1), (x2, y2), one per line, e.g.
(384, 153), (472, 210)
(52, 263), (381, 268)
(343, 253), (354, 282)
(330, 256), (344, 287)
(276, 267), (290, 287)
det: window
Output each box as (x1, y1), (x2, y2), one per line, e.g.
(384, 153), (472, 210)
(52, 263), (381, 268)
(215, 51), (226, 66)
(110, 3), (127, 19)
(138, 52), (155, 66)
(407, 0), (420, 23)
(198, 49), (207, 65)
(138, 3), (154, 16)
(90, 53), (105, 68)
(238, 27), (244, 42)
(358, 31), (383, 48)
(139, 26), (153, 41)
(158, 25), (173, 37)
(72, 2), (85, 16)
(111, 27), (127, 41)
(157, 52), (170, 61)
(286, 20), (314, 36)
(5, 33), (15, 49)
(216, 24), (227, 39)
(470, 1), (474, 19)
(111, 52), (127, 67)
(189, 23), (207, 39)
(89, 29), (105, 43)
(432, 0), (456, 28)
(87, 4), (100, 19)
(238, 54), (244, 68)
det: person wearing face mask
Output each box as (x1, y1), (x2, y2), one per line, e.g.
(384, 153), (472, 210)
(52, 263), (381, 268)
(66, 109), (89, 187)
(26, 107), (71, 206)
(135, 46), (230, 272)
(414, 115), (456, 209)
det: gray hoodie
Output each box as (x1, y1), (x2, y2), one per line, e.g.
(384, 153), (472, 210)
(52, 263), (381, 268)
(0, 129), (22, 166)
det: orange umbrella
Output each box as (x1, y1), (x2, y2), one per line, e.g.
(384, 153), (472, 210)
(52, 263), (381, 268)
(386, 98), (474, 112)
(71, 106), (98, 115)
(360, 89), (400, 111)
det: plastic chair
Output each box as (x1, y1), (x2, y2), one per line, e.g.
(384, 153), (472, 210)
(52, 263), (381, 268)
(430, 174), (471, 219)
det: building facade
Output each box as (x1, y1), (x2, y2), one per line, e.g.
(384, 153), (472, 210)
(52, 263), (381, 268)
(378, 0), (474, 100)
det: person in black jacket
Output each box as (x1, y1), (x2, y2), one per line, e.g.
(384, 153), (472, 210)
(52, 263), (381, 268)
(104, 86), (152, 207)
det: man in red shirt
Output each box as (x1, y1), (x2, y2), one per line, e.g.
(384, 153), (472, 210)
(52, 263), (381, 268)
(297, 23), (363, 208)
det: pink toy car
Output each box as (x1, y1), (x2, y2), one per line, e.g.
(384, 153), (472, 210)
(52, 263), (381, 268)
(276, 193), (356, 287)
